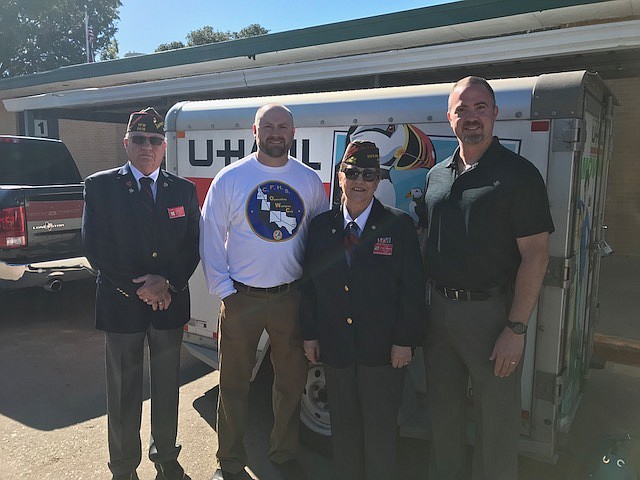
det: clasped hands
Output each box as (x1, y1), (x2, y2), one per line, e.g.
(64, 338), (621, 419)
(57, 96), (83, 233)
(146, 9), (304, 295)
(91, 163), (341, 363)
(133, 274), (172, 311)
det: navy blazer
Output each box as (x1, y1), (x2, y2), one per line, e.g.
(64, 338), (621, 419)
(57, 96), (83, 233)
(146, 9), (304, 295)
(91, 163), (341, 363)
(300, 198), (426, 368)
(82, 163), (200, 333)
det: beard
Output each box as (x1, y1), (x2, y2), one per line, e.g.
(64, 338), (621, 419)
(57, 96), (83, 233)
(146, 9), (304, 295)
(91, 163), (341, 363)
(460, 122), (486, 145)
(461, 133), (485, 144)
(259, 136), (292, 158)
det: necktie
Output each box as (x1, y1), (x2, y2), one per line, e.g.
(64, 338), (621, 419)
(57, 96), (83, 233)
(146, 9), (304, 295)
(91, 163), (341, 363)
(139, 176), (155, 214)
(344, 221), (360, 267)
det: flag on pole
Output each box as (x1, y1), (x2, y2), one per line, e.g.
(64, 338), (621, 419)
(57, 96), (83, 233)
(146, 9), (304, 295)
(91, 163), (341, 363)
(84, 11), (95, 63)
(87, 25), (95, 62)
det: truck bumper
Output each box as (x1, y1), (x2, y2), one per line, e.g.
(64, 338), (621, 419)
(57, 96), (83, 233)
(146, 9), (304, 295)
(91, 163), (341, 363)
(0, 256), (95, 290)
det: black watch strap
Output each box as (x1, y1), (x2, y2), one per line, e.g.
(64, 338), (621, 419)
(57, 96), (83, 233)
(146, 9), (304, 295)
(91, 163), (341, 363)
(506, 320), (527, 334)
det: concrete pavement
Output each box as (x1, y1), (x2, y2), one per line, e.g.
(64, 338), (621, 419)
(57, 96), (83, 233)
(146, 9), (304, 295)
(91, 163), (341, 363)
(1, 251), (640, 479)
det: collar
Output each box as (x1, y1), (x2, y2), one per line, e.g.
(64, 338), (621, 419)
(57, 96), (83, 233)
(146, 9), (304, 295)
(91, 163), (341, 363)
(446, 136), (502, 173)
(128, 161), (160, 185)
(343, 198), (375, 231)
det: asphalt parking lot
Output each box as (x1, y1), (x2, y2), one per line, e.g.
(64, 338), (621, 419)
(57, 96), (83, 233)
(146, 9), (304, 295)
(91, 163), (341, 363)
(2, 276), (640, 480)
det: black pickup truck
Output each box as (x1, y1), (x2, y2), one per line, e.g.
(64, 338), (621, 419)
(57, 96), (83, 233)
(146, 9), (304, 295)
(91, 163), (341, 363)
(0, 135), (94, 291)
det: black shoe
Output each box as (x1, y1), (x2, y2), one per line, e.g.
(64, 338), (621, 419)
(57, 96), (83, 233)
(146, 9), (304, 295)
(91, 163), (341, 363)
(271, 459), (308, 480)
(211, 467), (252, 480)
(155, 460), (186, 480)
(112, 473), (139, 480)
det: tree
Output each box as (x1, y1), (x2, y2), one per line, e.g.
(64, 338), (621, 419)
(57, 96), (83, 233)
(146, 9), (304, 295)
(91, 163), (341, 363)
(100, 38), (119, 61)
(155, 24), (269, 52)
(156, 41), (186, 52)
(0, 0), (121, 78)
(233, 24), (269, 39)
(186, 26), (232, 46)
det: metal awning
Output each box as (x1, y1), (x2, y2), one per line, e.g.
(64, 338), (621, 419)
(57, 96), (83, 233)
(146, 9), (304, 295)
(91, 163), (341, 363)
(1, 0), (638, 124)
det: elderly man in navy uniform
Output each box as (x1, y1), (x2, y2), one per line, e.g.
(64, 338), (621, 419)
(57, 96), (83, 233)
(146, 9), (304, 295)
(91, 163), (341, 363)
(300, 140), (425, 480)
(82, 107), (200, 480)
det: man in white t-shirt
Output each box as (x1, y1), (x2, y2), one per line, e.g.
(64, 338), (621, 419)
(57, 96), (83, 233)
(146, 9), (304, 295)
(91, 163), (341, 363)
(200, 104), (327, 480)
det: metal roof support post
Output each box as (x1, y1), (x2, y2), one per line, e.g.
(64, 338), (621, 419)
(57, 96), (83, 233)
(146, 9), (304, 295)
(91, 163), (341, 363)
(22, 110), (34, 136)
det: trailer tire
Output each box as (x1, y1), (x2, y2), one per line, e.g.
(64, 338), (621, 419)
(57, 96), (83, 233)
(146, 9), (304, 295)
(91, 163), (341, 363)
(300, 362), (332, 456)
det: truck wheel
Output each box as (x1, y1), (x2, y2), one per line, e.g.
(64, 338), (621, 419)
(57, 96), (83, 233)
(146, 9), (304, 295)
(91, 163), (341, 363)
(300, 363), (332, 455)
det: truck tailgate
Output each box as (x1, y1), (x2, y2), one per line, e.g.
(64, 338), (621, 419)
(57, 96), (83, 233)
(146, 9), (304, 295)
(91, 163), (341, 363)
(23, 185), (84, 261)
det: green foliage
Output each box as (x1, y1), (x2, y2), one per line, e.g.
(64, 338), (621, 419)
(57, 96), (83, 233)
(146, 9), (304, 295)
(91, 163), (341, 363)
(155, 23), (270, 52)
(156, 41), (186, 52)
(99, 38), (119, 61)
(187, 26), (232, 46)
(0, 0), (121, 78)
(234, 24), (269, 39)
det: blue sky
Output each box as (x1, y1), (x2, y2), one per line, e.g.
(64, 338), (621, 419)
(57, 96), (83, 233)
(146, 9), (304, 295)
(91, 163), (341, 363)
(115, 0), (454, 56)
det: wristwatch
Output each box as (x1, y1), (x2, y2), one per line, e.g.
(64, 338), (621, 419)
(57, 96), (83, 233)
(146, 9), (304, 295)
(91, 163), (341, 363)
(506, 320), (527, 334)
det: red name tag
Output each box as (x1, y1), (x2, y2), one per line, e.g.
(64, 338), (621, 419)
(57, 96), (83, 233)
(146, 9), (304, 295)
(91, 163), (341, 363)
(168, 206), (185, 218)
(373, 243), (393, 256)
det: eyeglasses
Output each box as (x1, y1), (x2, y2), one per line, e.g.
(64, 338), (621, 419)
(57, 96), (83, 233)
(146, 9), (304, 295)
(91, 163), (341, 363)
(130, 135), (164, 146)
(342, 167), (379, 182)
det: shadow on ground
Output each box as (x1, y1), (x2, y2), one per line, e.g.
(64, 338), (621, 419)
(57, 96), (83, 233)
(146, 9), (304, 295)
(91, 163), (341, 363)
(0, 280), (213, 430)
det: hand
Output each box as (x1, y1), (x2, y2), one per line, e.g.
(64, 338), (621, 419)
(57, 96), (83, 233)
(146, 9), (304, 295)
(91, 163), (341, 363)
(151, 291), (172, 311)
(303, 340), (321, 364)
(391, 344), (412, 368)
(133, 274), (170, 306)
(489, 327), (525, 377)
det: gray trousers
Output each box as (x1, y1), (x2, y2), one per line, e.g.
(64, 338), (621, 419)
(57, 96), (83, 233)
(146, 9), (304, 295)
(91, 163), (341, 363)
(105, 325), (183, 476)
(324, 363), (405, 480)
(424, 290), (521, 480)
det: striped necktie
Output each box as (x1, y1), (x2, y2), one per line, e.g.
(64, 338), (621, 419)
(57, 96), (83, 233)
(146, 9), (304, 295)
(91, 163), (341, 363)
(139, 176), (155, 214)
(344, 221), (360, 266)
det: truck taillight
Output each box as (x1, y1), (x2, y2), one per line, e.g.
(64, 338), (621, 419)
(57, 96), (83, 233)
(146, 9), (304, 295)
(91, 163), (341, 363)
(0, 206), (27, 248)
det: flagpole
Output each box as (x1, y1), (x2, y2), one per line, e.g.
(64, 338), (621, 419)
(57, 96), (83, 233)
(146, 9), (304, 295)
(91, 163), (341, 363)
(85, 10), (90, 63)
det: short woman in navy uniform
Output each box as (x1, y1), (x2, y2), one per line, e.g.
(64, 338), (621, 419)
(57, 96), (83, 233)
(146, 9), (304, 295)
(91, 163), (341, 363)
(300, 140), (426, 480)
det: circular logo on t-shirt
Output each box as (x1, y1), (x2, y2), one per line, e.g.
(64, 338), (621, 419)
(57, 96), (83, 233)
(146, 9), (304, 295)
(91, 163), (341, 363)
(246, 181), (305, 242)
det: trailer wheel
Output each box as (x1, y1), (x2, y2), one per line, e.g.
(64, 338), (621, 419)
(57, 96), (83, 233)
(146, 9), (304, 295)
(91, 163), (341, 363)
(300, 363), (332, 455)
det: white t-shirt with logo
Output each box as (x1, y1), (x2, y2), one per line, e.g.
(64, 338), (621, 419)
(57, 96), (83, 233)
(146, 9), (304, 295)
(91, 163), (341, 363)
(200, 154), (328, 299)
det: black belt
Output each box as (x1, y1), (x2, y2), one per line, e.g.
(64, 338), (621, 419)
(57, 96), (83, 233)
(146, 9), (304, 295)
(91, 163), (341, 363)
(233, 280), (298, 294)
(435, 284), (505, 301)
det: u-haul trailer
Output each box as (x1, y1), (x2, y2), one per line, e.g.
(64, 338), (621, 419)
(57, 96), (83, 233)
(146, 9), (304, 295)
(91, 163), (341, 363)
(165, 70), (615, 462)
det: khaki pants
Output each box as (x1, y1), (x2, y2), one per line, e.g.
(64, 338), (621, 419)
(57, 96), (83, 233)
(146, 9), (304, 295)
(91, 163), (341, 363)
(216, 287), (307, 473)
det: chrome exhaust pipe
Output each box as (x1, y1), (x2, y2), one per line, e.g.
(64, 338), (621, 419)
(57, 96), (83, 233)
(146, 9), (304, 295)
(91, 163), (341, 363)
(44, 278), (63, 292)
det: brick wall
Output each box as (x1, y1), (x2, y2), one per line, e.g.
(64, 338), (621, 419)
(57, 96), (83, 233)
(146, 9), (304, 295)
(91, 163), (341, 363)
(0, 103), (17, 134)
(603, 78), (640, 258)
(59, 120), (128, 179)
